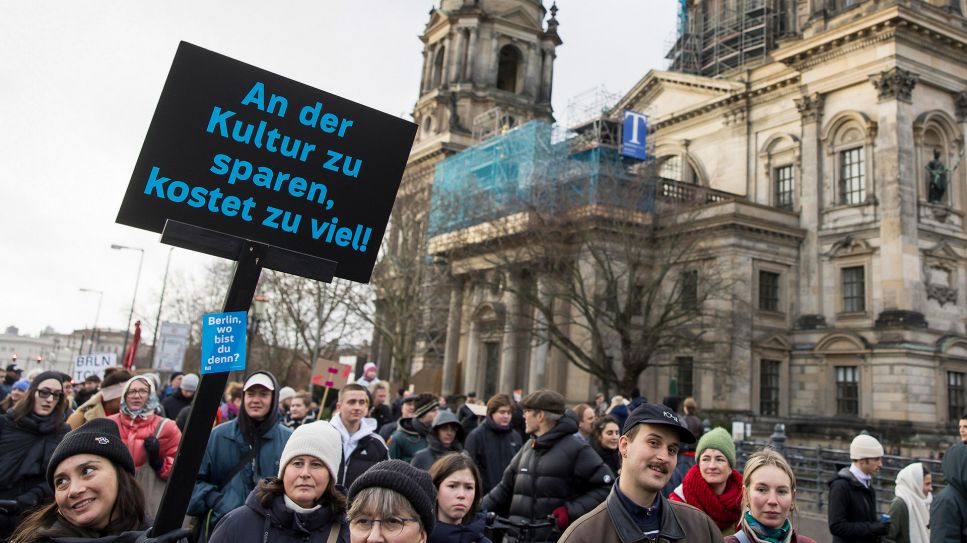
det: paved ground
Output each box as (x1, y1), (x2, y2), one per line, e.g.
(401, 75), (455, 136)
(798, 513), (831, 543)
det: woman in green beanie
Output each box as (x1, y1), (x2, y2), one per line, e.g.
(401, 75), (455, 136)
(668, 426), (743, 535)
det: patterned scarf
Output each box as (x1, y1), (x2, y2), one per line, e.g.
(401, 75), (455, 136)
(119, 377), (161, 420)
(741, 511), (791, 543)
(681, 463), (744, 530)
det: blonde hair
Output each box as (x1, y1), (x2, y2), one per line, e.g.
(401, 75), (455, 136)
(741, 448), (798, 527)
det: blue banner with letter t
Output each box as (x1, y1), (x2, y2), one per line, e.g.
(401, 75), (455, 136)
(622, 110), (648, 160)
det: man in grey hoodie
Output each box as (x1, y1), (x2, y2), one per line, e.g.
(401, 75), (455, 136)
(330, 383), (388, 489)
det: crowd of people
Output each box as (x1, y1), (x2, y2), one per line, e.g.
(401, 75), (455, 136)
(0, 360), (964, 542)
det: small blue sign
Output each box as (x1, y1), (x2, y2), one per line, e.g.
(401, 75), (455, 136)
(200, 311), (247, 374)
(622, 110), (648, 160)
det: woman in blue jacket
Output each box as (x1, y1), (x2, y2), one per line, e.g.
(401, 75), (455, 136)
(209, 421), (349, 543)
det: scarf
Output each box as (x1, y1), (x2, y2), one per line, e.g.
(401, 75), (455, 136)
(119, 377), (160, 420)
(894, 463), (931, 543)
(740, 511), (791, 543)
(681, 463), (743, 530)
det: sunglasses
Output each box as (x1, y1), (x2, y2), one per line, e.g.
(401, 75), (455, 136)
(36, 388), (64, 400)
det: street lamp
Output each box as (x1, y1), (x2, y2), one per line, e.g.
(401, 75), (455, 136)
(78, 288), (103, 355)
(150, 247), (175, 367)
(111, 244), (145, 357)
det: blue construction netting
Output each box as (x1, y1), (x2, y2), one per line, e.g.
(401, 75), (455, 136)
(428, 120), (655, 238)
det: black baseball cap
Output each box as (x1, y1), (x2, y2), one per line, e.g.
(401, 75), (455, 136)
(623, 403), (697, 443)
(5, 364), (21, 373)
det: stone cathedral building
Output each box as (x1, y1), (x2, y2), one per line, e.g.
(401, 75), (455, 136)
(377, 0), (967, 447)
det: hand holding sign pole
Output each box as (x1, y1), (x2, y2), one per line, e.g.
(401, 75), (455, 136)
(116, 42), (416, 537)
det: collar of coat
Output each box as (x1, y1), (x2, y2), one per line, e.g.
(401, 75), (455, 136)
(606, 484), (686, 542)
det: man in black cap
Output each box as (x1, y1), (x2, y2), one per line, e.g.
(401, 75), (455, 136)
(482, 389), (613, 541)
(1, 362), (22, 398)
(387, 392), (438, 462)
(559, 403), (722, 543)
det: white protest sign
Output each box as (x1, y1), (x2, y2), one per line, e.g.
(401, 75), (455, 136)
(74, 353), (118, 382)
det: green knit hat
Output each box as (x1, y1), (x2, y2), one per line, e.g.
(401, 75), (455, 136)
(696, 427), (736, 468)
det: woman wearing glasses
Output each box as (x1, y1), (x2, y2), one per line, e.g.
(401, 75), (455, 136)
(209, 421), (349, 543)
(347, 460), (436, 543)
(0, 371), (71, 538)
(106, 376), (181, 517)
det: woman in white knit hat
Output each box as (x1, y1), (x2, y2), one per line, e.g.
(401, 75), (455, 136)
(209, 421), (349, 543)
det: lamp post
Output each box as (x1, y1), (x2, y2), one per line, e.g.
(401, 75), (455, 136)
(111, 244), (145, 357)
(150, 247), (175, 368)
(78, 288), (103, 355)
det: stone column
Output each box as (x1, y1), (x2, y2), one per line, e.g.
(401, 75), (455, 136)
(441, 33), (453, 86)
(462, 282), (484, 394)
(527, 276), (551, 392)
(420, 47), (433, 94)
(451, 29), (465, 84)
(441, 277), (464, 395)
(466, 26), (479, 83)
(498, 272), (520, 394)
(524, 42), (541, 98)
(489, 32), (502, 87)
(794, 93), (824, 320)
(540, 48), (554, 102)
(870, 67), (921, 311)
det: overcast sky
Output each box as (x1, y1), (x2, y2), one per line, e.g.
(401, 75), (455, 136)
(0, 1), (678, 338)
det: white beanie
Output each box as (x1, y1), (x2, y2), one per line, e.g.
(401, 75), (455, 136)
(278, 421), (343, 479)
(278, 386), (296, 402)
(850, 434), (884, 460)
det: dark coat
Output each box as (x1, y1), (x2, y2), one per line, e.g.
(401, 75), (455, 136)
(209, 486), (348, 543)
(336, 432), (388, 490)
(931, 443), (967, 543)
(0, 412), (69, 538)
(827, 467), (888, 543)
(591, 442), (621, 478)
(369, 404), (392, 431)
(411, 432), (463, 471)
(465, 417), (523, 494)
(428, 513), (492, 543)
(387, 417), (429, 463)
(161, 390), (193, 421)
(481, 414), (614, 542)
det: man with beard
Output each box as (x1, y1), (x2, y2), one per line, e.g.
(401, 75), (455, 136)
(188, 371), (292, 543)
(464, 393), (522, 494)
(482, 390), (613, 542)
(559, 403), (721, 543)
(330, 383), (388, 489)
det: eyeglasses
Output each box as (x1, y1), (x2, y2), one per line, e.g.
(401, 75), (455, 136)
(348, 517), (419, 535)
(36, 389), (63, 400)
(126, 389), (150, 397)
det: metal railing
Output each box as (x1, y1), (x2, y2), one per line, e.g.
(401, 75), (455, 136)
(736, 425), (944, 514)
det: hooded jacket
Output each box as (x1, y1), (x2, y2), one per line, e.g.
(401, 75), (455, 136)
(411, 411), (465, 471)
(930, 443), (967, 543)
(428, 513), (492, 543)
(387, 416), (431, 463)
(209, 485), (348, 543)
(107, 377), (182, 479)
(188, 371), (293, 534)
(465, 416), (523, 494)
(481, 413), (614, 542)
(329, 414), (387, 489)
(160, 389), (193, 421)
(827, 466), (888, 543)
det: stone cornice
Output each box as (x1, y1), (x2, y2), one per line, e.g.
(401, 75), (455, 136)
(869, 67), (919, 103)
(651, 75), (800, 132)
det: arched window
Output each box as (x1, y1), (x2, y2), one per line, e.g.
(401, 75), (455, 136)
(758, 133), (800, 210)
(496, 45), (523, 93)
(820, 111), (877, 208)
(431, 47), (446, 88)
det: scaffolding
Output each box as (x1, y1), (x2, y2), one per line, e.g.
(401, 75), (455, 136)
(667, 0), (786, 78)
(428, 120), (655, 239)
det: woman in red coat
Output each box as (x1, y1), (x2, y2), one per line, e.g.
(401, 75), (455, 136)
(107, 375), (181, 515)
(724, 448), (817, 543)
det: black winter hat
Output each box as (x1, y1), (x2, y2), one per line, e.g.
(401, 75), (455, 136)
(348, 459), (436, 534)
(46, 418), (135, 487)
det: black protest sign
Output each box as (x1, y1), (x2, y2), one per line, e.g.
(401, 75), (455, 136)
(117, 42), (416, 283)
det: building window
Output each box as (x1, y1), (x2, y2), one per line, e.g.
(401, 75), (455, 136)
(835, 366), (859, 416)
(496, 45), (522, 93)
(760, 359), (781, 416)
(839, 147), (865, 204)
(676, 356), (694, 397)
(842, 266), (866, 313)
(949, 371), (966, 422)
(774, 165), (794, 210)
(680, 270), (698, 310)
(758, 271), (780, 312)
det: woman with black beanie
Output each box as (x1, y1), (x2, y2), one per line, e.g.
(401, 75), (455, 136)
(0, 371), (71, 538)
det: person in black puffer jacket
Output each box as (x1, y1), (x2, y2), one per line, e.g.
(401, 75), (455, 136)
(464, 394), (522, 494)
(209, 421), (349, 543)
(411, 410), (465, 471)
(481, 390), (613, 542)
(0, 372), (71, 539)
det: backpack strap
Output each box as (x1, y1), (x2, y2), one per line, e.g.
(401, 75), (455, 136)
(153, 417), (167, 438)
(326, 523), (340, 543)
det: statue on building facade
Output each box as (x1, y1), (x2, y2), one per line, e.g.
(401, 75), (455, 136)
(927, 149), (949, 203)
